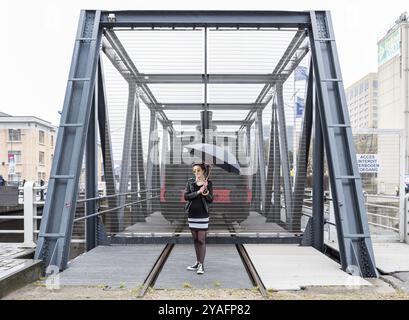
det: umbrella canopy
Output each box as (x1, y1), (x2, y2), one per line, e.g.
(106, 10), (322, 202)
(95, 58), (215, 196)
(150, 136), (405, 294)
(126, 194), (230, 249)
(184, 143), (241, 175)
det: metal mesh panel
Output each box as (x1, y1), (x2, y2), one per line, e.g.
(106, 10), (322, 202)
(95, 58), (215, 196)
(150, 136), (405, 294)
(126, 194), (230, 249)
(70, 26), (311, 238)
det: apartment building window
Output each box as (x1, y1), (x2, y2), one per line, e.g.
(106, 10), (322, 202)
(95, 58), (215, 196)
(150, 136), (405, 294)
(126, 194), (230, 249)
(8, 151), (21, 163)
(8, 172), (21, 183)
(39, 151), (45, 165)
(39, 130), (45, 144)
(8, 129), (21, 141)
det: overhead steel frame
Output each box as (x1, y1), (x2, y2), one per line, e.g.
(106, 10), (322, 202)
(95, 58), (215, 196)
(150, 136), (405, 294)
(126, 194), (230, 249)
(35, 10), (378, 277)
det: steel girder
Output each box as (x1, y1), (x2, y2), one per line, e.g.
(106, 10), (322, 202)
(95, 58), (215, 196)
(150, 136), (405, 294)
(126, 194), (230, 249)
(272, 100), (282, 221)
(85, 81), (98, 251)
(290, 63), (314, 231)
(312, 91), (324, 251)
(275, 84), (293, 226)
(256, 109), (267, 212)
(118, 82), (137, 231)
(99, 10), (311, 28)
(125, 73), (283, 84)
(34, 10), (103, 271)
(309, 11), (377, 277)
(97, 58), (118, 233)
(149, 103), (266, 111)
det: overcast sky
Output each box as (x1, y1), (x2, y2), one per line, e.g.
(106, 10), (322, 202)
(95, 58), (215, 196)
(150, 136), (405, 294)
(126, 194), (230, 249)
(1, 0), (408, 126)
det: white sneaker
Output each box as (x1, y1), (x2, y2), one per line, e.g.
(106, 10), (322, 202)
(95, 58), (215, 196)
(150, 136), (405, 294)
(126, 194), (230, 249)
(187, 261), (200, 271)
(196, 263), (204, 274)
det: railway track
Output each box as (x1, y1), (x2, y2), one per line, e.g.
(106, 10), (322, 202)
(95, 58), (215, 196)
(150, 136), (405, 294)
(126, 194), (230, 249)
(137, 221), (186, 297)
(222, 212), (268, 298)
(137, 216), (267, 298)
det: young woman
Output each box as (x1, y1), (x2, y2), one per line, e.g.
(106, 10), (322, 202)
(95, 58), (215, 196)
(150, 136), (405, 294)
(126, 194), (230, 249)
(184, 163), (213, 274)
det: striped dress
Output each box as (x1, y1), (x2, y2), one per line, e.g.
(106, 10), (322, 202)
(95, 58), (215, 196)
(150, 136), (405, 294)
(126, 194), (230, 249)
(187, 181), (209, 230)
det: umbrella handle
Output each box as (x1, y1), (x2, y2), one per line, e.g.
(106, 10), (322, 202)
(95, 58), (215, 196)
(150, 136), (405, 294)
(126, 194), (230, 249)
(202, 164), (212, 196)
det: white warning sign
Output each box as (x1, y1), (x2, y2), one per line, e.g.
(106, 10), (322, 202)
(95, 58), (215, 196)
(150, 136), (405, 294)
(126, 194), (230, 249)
(356, 154), (379, 173)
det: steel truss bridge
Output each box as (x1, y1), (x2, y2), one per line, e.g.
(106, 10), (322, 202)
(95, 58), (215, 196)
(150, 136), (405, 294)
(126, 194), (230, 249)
(34, 10), (378, 278)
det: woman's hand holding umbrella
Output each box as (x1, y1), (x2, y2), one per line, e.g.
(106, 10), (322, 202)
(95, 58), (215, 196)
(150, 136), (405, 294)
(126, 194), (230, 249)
(197, 181), (208, 195)
(201, 180), (209, 196)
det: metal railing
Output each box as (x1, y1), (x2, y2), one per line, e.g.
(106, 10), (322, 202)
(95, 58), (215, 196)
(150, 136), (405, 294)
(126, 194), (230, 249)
(0, 181), (160, 248)
(301, 188), (402, 239)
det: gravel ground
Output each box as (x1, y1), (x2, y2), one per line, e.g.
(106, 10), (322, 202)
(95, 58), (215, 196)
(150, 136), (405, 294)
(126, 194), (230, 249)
(2, 278), (409, 300)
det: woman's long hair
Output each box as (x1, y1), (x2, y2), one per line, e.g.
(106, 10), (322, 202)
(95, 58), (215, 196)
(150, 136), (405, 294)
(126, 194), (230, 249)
(192, 162), (210, 179)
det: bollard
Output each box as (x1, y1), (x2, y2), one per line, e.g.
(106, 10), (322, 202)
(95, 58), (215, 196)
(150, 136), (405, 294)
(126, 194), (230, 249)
(20, 181), (37, 248)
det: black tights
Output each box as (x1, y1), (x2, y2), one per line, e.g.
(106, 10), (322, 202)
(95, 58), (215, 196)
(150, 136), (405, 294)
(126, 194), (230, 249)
(191, 229), (207, 264)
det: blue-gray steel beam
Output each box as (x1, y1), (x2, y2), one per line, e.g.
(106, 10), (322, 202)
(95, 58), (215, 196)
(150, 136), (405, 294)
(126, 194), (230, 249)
(275, 83), (293, 227)
(85, 86), (98, 251)
(272, 100), (281, 221)
(312, 93), (324, 251)
(100, 10), (311, 28)
(256, 109), (266, 212)
(35, 10), (103, 271)
(97, 56), (118, 231)
(265, 100), (275, 218)
(131, 90), (144, 222)
(309, 11), (377, 277)
(245, 124), (251, 158)
(146, 110), (157, 214)
(291, 64), (314, 231)
(172, 120), (254, 126)
(152, 103), (265, 111)
(118, 82), (137, 230)
(152, 116), (161, 212)
(136, 105), (147, 214)
(136, 73), (282, 84)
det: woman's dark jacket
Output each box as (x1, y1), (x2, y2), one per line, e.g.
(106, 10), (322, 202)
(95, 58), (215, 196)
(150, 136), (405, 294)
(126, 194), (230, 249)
(184, 178), (213, 214)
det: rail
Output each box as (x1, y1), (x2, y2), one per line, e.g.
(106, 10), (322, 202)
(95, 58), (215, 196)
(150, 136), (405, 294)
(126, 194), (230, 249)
(302, 189), (401, 234)
(0, 181), (160, 248)
(1, 183), (406, 247)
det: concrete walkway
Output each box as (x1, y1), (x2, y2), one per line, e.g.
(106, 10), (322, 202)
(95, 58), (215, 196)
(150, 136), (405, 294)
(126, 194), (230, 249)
(325, 238), (409, 274)
(0, 243), (41, 298)
(58, 245), (165, 288)
(244, 244), (371, 291)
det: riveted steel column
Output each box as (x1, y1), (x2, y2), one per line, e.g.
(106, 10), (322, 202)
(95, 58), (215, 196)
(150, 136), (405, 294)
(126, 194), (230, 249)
(34, 10), (103, 271)
(118, 81), (137, 230)
(146, 109), (157, 214)
(291, 65), (314, 231)
(137, 106), (147, 215)
(312, 93), (324, 251)
(276, 83), (293, 228)
(266, 102), (275, 216)
(310, 10), (377, 276)
(85, 89), (98, 251)
(256, 109), (267, 212)
(272, 99), (281, 221)
(152, 115), (161, 212)
(131, 92), (145, 222)
(97, 57), (117, 232)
